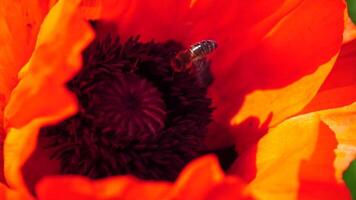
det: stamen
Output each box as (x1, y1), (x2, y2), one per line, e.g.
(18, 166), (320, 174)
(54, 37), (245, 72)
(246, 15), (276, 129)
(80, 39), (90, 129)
(40, 21), (214, 181)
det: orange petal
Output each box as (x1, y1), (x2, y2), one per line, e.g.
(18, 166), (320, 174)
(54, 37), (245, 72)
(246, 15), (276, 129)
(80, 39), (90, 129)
(302, 39), (356, 113)
(36, 156), (252, 200)
(3, 0), (94, 194)
(236, 103), (356, 199)
(4, 0), (94, 128)
(154, 154), (252, 199)
(230, 55), (337, 127)
(0, 0), (51, 136)
(230, 54), (338, 151)
(167, 155), (225, 199)
(0, 182), (34, 200)
(0, 0), (55, 186)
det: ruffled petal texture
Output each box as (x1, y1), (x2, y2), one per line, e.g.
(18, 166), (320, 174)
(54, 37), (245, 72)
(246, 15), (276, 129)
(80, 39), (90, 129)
(234, 103), (356, 200)
(3, 0), (94, 194)
(0, 0), (350, 199)
(0, 0), (55, 185)
(36, 156), (252, 200)
(0, 0), (49, 101)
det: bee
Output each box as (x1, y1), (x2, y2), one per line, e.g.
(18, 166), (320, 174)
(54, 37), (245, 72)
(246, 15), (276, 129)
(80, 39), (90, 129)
(171, 40), (217, 87)
(171, 40), (217, 72)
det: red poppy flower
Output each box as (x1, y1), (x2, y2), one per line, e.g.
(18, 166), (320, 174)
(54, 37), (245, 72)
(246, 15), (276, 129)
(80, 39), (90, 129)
(0, 0), (354, 199)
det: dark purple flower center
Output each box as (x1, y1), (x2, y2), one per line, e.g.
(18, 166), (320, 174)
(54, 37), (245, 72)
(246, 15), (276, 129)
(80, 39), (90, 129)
(86, 72), (167, 138)
(39, 21), (235, 181)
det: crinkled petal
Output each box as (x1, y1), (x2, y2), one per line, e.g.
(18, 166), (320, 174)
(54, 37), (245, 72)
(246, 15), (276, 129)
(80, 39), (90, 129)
(0, 0), (56, 186)
(36, 156), (252, 200)
(233, 103), (355, 200)
(4, 0), (94, 128)
(0, 0), (51, 135)
(3, 0), (94, 194)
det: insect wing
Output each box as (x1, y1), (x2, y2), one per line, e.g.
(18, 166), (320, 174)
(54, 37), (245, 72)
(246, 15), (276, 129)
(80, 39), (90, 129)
(191, 58), (213, 88)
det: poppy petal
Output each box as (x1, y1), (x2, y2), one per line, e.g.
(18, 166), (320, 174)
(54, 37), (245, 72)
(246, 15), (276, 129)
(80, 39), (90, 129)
(3, 0), (94, 193)
(234, 103), (355, 199)
(230, 54), (338, 151)
(302, 39), (356, 113)
(208, 0), (344, 149)
(36, 175), (170, 200)
(99, 0), (300, 44)
(224, 0), (344, 126)
(0, 182), (33, 200)
(4, 0), (94, 128)
(36, 155), (251, 200)
(230, 54), (338, 126)
(0, 0), (55, 186)
(0, 0), (51, 132)
(167, 155), (225, 199)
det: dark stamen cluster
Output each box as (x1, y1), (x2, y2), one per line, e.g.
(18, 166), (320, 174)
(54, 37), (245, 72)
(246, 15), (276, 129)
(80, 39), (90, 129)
(39, 21), (213, 181)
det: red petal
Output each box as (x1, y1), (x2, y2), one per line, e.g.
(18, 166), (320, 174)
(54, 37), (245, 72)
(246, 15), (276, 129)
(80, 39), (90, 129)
(215, 0), (344, 123)
(36, 156), (252, 200)
(37, 175), (171, 200)
(302, 39), (356, 113)
(209, 0), (344, 149)
(297, 123), (351, 200)
(101, 0), (191, 42)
